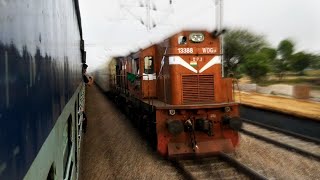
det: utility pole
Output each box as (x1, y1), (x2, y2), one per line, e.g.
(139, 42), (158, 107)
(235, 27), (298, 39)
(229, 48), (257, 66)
(146, 0), (151, 31)
(215, 0), (223, 31)
(215, 0), (225, 77)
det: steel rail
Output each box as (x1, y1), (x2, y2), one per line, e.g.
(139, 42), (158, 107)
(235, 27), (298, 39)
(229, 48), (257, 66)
(218, 152), (268, 180)
(240, 128), (320, 161)
(240, 105), (320, 140)
(169, 159), (196, 180)
(170, 153), (268, 180)
(241, 118), (320, 145)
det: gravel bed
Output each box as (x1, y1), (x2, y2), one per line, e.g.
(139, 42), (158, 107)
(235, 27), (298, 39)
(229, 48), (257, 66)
(80, 85), (320, 180)
(79, 86), (183, 180)
(232, 134), (320, 180)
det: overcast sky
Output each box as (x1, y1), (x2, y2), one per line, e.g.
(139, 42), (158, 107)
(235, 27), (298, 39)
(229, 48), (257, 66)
(79, 0), (320, 71)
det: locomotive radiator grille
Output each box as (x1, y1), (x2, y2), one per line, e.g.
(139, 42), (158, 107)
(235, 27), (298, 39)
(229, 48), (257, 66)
(182, 75), (214, 104)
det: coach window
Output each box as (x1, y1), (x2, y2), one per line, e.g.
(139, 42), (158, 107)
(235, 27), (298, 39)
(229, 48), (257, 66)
(144, 56), (154, 74)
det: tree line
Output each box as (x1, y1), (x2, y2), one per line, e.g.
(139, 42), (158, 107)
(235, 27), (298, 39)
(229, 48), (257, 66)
(223, 28), (320, 82)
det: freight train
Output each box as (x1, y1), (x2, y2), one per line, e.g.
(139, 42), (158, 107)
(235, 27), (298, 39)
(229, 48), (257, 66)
(0, 0), (85, 179)
(99, 30), (243, 157)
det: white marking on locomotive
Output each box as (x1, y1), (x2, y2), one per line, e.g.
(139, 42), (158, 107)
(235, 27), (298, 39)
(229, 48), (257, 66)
(202, 48), (216, 53)
(177, 48), (193, 54)
(142, 73), (156, 80)
(169, 56), (197, 73)
(192, 57), (203, 62)
(199, 56), (221, 73)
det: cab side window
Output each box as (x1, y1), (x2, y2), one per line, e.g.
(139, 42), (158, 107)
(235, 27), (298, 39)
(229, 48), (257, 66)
(178, 36), (187, 45)
(144, 56), (154, 74)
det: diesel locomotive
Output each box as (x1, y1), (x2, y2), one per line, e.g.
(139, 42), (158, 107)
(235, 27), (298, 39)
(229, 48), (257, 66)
(108, 30), (242, 157)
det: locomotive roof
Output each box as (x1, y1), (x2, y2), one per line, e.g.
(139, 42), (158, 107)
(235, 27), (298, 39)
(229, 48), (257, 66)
(114, 30), (214, 59)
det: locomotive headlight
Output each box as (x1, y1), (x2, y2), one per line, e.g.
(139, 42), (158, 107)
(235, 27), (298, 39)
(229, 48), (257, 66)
(189, 33), (204, 43)
(169, 109), (176, 116)
(167, 119), (184, 135)
(222, 116), (243, 131)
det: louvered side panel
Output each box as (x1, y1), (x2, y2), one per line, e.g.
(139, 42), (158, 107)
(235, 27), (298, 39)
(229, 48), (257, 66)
(198, 75), (215, 102)
(182, 75), (198, 104)
(182, 75), (214, 104)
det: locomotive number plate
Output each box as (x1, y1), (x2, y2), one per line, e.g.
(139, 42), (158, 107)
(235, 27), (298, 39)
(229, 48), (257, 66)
(177, 48), (194, 54)
(173, 47), (217, 54)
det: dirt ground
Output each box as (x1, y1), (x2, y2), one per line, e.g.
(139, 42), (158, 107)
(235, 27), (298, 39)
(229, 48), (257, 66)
(235, 91), (320, 121)
(79, 85), (182, 180)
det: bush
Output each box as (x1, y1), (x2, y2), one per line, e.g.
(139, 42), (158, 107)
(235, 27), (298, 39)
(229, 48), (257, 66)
(240, 53), (270, 82)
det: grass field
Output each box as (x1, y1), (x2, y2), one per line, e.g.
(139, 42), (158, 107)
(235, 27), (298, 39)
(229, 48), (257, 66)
(240, 70), (320, 90)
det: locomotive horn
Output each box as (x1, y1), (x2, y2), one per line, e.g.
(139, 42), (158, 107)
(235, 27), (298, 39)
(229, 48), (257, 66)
(211, 30), (219, 37)
(210, 29), (227, 37)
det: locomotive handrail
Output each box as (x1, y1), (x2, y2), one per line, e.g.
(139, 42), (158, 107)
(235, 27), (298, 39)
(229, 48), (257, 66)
(110, 66), (176, 108)
(141, 74), (153, 106)
(156, 74), (167, 107)
(114, 74), (128, 95)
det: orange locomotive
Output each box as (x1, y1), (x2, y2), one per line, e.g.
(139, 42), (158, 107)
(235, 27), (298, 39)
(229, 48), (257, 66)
(110, 30), (242, 157)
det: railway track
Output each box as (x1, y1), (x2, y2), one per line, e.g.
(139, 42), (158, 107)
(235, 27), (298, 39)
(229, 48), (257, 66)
(241, 119), (320, 161)
(240, 105), (320, 140)
(171, 152), (268, 180)
(169, 119), (320, 180)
